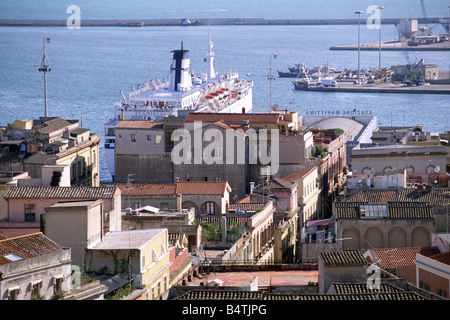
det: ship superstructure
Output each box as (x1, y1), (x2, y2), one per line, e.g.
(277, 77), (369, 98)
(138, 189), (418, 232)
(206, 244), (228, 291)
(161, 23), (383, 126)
(104, 35), (253, 180)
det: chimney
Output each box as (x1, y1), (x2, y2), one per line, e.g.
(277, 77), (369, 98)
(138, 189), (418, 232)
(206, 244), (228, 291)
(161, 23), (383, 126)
(250, 182), (255, 194)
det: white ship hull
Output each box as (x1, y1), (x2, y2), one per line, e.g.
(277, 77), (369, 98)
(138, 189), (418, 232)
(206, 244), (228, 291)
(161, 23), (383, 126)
(104, 39), (253, 181)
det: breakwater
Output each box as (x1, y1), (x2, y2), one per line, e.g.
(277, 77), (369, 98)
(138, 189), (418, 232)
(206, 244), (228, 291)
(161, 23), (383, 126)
(0, 17), (443, 27)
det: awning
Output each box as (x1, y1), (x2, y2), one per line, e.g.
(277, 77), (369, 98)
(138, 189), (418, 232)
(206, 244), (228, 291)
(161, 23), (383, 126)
(306, 218), (334, 227)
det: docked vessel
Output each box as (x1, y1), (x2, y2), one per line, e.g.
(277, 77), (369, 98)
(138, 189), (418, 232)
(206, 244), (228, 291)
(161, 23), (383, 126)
(104, 34), (253, 180)
(278, 62), (309, 78)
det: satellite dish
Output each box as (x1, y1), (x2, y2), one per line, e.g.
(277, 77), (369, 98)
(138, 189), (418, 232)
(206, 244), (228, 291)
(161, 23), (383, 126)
(434, 166), (440, 173)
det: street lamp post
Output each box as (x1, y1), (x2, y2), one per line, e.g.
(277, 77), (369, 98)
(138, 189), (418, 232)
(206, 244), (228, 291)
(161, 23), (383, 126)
(355, 11), (364, 83)
(267, 54), (278, 110)
(377, 6), (384, 70)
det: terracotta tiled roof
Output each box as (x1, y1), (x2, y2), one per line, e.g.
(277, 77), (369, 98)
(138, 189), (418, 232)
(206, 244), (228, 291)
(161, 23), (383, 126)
(368, 247), (441, 270)
(267, 177), (294, 189)
(267, 292), (426, 300)
(228, 203), (266, 211)
(176, 181), (228, 195)
(281, 166), (317, 182)
(0, 232), (65, 265)
(387, 201), (434, 219)
(116, 120), (163, 129)
(319, 250), (368, 266)
(4, 186), (117, 200)
(346, 188), (450, 205)
(334, 201), (434, 220)
(36, 117), (73, 134)
(175, 290), (264, 300)
(114, 181), (228, 196)
(115, 183), (177, 195)
(176, 290), (427, 300)
(331, 282), (403, 294)
(334, 201), (366, 219)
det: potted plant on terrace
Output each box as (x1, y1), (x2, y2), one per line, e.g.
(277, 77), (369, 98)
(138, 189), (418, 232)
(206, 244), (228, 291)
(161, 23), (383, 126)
(53, 289), (67, 300)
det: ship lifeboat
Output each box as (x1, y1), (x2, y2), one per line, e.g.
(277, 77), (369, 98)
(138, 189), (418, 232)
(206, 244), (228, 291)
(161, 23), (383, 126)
(215, 90), (225, 99)
(204, 95), (215, 104)
(210, 92), (219, 100)
(231, 90), (238, 99)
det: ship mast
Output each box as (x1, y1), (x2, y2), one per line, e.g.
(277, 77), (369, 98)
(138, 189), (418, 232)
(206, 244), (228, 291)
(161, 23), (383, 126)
(206, 26), (216, 79)
(38, 38), (51, 117)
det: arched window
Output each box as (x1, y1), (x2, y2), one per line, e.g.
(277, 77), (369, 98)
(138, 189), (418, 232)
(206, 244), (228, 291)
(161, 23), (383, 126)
(426, 165), (436, 173)
(406, 166), (415, 174)
(383, 166), (393, 173)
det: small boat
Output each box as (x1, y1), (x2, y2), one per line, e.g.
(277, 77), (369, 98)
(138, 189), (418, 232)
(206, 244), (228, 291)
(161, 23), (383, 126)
(278, 70), (301, 77)
(278, 62), (309, 78)
(292, 76), (320, 90)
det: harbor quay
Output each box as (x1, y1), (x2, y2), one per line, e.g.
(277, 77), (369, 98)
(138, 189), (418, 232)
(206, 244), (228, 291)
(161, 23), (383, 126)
(330, 40), (450, 51)
(300, 83), (450, 94)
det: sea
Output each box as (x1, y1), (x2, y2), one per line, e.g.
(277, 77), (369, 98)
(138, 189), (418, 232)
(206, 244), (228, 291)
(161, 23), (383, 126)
(0, 1), (449, 182)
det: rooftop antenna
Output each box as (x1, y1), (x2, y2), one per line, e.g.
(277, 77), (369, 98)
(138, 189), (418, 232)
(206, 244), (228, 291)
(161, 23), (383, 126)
(39, 38), (51, 117)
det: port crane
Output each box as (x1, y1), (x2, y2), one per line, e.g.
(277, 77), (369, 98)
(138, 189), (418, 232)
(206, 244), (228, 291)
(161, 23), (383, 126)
(403, 58), (425, 86)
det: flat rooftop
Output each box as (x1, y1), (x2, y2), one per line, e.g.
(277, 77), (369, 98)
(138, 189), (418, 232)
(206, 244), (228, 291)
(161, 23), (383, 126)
(190, 270), (318, 287)
(92, 229), (166, 250)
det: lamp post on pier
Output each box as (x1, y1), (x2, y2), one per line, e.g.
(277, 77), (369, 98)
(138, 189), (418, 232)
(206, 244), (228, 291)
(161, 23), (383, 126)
(355, 10), (364, 83)
(377, 6), (384, 70)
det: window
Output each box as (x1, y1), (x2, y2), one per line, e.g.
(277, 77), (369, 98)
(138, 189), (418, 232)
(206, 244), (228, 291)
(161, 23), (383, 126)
(437, 289), (448, 298)
(205, 202), (215, 215)
(8, 287), (20, 300)
(4, 253), (23, 262)
(152, 281), (161, 300)
(131, 134), (136, 142)
(360, 205), (388, 218)
(25, 204), (35, 222)
(155, 135), (162, 144)
(164, 125), (181, 152)
(164, 275), (168, 292)
(53, 276), (64, 292)
(31, 281), (42, 298)
(147, 134), (152, 141)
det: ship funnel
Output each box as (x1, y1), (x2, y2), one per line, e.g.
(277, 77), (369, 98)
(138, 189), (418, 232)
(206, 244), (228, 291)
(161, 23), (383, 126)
(169, 42), (192, 92)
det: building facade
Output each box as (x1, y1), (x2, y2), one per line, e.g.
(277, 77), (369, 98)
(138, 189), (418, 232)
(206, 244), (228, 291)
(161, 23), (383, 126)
(0, 232), (72, 300)
(85, 228), (172, 300)
(1, 117), (101, 187)
(3, 186), (122, 234)
(415, 252), (450, 299)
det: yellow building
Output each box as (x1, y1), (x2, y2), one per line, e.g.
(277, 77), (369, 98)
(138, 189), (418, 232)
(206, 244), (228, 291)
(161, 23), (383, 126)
(85, 229), (171, 300)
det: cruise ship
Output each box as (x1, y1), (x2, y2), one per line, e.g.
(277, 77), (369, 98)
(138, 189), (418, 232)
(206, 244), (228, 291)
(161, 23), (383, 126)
(104, 33), (253, 180)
